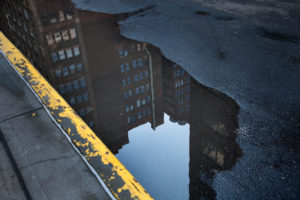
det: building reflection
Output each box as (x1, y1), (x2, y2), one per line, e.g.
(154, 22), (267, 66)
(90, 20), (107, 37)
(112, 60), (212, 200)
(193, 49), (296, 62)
(0, 0), (241, 198)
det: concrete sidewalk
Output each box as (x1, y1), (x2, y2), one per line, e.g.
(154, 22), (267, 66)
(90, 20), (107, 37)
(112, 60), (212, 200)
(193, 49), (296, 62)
(0, 53), (110, 199)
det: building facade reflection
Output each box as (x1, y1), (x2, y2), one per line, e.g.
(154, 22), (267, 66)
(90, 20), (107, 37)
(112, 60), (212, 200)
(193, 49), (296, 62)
(0, 0), (241, 198)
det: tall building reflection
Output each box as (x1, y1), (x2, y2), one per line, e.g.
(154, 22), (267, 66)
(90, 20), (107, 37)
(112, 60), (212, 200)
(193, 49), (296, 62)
(0, 0), (241, 198)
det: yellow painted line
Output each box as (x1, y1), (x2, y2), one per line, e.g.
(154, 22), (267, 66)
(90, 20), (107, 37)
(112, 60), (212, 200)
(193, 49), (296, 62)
(0, 32), (153, 200)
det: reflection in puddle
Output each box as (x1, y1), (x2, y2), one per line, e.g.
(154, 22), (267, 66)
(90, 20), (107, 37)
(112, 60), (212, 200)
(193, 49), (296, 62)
(0, 0), (241, 199)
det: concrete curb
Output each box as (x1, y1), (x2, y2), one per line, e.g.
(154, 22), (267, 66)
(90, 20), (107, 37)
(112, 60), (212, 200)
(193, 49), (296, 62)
(0, 32), (153, 200)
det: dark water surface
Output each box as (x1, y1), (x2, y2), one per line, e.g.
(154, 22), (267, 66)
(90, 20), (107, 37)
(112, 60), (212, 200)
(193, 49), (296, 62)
(1, 0), (299, 199)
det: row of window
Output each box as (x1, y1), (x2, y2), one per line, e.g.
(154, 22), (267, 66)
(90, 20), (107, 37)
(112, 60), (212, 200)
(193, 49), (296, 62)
(127, 107), (151, 124)
(125, 96), (151, 112)
(118, 43), (144, 57)
(42, 10), (73, 25)
(122, 71), (149, 87)
(78, 107), (92, 117)
(120, 57), (148, 72)
(46, 28), (77, 45)
(124, 83), (150, 99)
(58, 77), (86, 94)
(178, 96), (190, 105)
(55, 62), (83, 78)
(51, 45), (80, 62)
(174, 69), (185, 78)
(178, 105), (190, 114)
(68, 92), (89, 105)
(175, 79), (184, 88)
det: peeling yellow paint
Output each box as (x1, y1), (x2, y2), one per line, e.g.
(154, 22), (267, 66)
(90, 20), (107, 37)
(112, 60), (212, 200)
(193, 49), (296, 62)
(0, 32), (153, 200)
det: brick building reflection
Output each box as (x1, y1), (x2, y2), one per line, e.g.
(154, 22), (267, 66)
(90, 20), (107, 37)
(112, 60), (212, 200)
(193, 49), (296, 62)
(0, 0), (241, 198)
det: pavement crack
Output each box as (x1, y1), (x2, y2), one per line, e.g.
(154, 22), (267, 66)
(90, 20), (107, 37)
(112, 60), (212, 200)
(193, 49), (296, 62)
(19, 154), (76, 170)
(0, 107), (43, 123)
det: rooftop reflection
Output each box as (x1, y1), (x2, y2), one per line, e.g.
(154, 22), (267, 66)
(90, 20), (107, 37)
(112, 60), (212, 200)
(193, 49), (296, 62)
(0, 0), (241, 199)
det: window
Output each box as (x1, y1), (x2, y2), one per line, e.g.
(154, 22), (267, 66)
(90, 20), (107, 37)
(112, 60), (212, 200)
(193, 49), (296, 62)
(24, 9), (29, 20)
(51, 52), (58, 62)
(58, 85), (65, 94)
(138, 112), (142, 120)
(69, 28), (76, 39)
(69, 97), (75, 105)
(125, 105), (129, 112)
(51, 18), (57, 24)
(89, 121), (94, 127)
(118, 49), (123, 56)
(63, 66), (69, 77)
(142, 110), (147, 118)
(130, 105), (134, 110)
(46, 34), (54, 45)
(140, 85), (145, 93)
(55, 69), (61, 78)
(142, 99), (146, 105)
(69, 64), (76, 74)
(76, 95), (82, 103)
(134, 74), (138, 82)
(73, 80), (80, 90)
(73, 46), (80, 56)
(186, 86), (190, 93)
(120, 64), (125, 72)
(58, 50), (65, 60)
(147, 95), (151, 103)
(83, 92), (89, 102)
(124, 50), (128, 56)
(147, 107), (151, 115)
(54, 32), (62, 42)
(144, 70), (149, 78)
(136, 100), (141, 107)
(122, 79), (127, 86)
(66, 48), (73, 58)
(77, 63), (83, 72)
(127, 117), (131, 124)
(66, 83), (73, 93)
(138, 58), (143, 67)
(132, 60), (137, 68)
(128, 90), (132, 97)
(145, 83), (150, 91)
(62, 30), (69, 41)
(139, 72), (144, 80)
(80, 77), (86, 88)
(135, 87), (140, 95)
(125, 62), (130, 71)
(137, 43), (141, 51)
(124, 91), (128, 99)
(127, 77), (131, 85)
(58, 10), (65, 22)
(66, 10), (73, 20)
(131, 44), (136, 53)
(79, 109), (85, 117)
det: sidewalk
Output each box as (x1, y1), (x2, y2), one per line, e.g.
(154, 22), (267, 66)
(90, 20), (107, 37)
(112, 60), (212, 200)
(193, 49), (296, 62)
(0, 53), (110, 199)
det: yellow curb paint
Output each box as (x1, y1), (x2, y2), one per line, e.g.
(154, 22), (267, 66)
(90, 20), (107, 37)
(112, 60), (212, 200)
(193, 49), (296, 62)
(0, 32), (153, 200)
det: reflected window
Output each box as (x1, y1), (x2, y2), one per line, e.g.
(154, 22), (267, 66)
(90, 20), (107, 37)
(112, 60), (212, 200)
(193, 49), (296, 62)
(135, 87), (140, 95)
(73, 80), (79, 90)
(66, 48), (73, 58)
(145, 83), (150, 91)
(127, 77), (131, 85)
(77, 63), (83, 72)
(136, 100), (141, 107)
(132, 60), (137, 68)
(80, 77), (86, 88)
(58, 85), (65, 94)
(73, 46), (80, 56)
(69, 64), (76, 74)
(122, 79), (127, 86)
(139, 72), (144, 80)
(58, 50), (65, 60)
(138, 58), (143, 67)
(76, 95), (82, 104)
(120, 64), (125, 72)
(126, 62), (130, 71)
(63, 66), (69, 77)
(142, 99), (146, 105)
(66, 82), (72, 93)
(46, 34), (54, 45)
(144, 70), (149, 78)
(83, 92), (89, 102)
(51, 52), (58, 62)
(69, 97), (75, 105)
(62, 30), (69, 41)
(128, 90), (132, 97)
(55, 69), (61, 78)
(125, 105), (129, 112)
(69, 28), (76, 39)
(54, 32), (61, 42)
